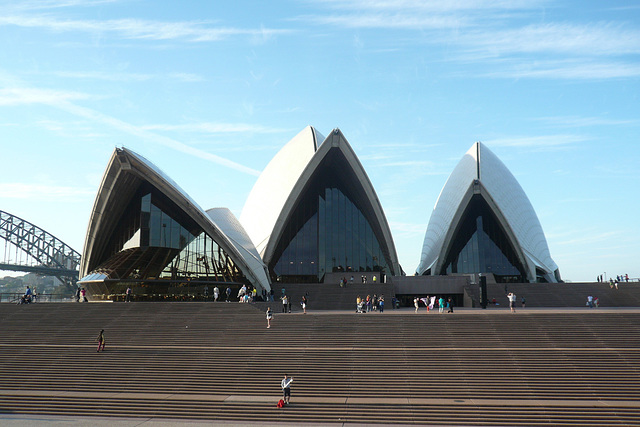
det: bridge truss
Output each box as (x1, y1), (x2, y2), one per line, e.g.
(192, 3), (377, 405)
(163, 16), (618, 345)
(0, 210), (81, 288)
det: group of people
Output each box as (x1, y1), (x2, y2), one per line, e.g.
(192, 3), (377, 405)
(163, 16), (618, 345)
(355, 294), (384, 313)
(264, 295), (308, 329)
(279, 294), (308, 314)
(17, 286), (36, 304)
(238, 285), (255, 303)
(75, 287), (88, 302)
(586, 294), (600, 308)
(412, 295), (454, 313)
(597, 274), (630, 284)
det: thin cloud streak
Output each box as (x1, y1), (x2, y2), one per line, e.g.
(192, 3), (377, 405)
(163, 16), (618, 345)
(481, 60), (640, 79)
(0, 87), (90, 105)
(485, 134), (588, 148)
(0, 182), (95, 201)
(141, 123), (289, 134)
(534, 115), (639, 128)
(0, 15), (291, 42)
(50, 70), (205, 82)
(312, 0), (544, 13)
(462, 23), (640, 56)
(303, 13), (468, 30)
(553, 231), (623, 246)
(0, 86), (261, 176)
(3, 0), (119, 11)
(52, 71), (153, 81)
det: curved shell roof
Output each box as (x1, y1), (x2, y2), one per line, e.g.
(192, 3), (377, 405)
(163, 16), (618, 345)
(240, 126), (324, 255)
(417, 142), (558, 282)
(261, 128), (401, 275)
(206, 207), (270, 291)
(80, 147), (271, 292)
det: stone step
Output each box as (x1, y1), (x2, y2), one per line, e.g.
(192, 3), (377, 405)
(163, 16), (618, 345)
(1, 303), (640, 425)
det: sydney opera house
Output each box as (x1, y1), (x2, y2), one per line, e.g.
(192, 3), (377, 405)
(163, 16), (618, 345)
(417, 142), (560, 283)
(78, 127), (559, 300)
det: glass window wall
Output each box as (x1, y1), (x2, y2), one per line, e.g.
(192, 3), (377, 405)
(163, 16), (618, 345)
(271, 155), (392, 282)
(440, 195), (526, 283)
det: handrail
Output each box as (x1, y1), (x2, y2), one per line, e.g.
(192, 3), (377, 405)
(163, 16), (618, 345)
(0, 293), (72, 303)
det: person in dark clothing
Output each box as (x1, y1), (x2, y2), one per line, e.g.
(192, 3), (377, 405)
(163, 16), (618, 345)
(447, 297), (454, 313)
(96, 329), (105, 352)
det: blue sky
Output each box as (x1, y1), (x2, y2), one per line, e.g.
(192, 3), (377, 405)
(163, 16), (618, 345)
(1, 0), (638, 282)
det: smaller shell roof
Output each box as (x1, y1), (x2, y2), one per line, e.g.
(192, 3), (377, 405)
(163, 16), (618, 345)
(417, 142), (558, 282)
(206, 207), (270, 291)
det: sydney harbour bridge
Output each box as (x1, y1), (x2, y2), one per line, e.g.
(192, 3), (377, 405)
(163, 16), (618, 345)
(0, 210), (80, 289)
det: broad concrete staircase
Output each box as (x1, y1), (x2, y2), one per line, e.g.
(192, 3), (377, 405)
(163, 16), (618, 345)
(266, 282), (395, 311)
(482, 281), (640, 308)
(1, 302), (640, 425)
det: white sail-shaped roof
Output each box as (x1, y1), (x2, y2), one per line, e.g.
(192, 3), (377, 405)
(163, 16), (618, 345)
(206, 207), (271, 292)
(80, 147), (271, 292)
(261, 128), (401, 276)
(417, 142), (559, 283)
(240, 126), (324, 255)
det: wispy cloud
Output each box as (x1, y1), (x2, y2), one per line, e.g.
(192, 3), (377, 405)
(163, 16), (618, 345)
(462, 23), (640, 57)
(303, 13), (468, 30)
(480, 59), (640, 79)
(380, 160), (438, 167)
(3, 0), (118, 11)
(306, 1), (640, 80)
(318, 0), (545, 11)
(0, 86), (261, 176)
(49, 70), (205, 83)
(140, 123), (288, 134)
(305, 0), (543, 29)
(0, 182), (95, 201)
(534, 115), (639, 128)
(484, 134), (589, 149)
(389, 220), (427, 236)
(552, 231), (622, 246)
(0, 87), (90, 105)
(51, 71), (153, 81)
(0, 15), (291, 42)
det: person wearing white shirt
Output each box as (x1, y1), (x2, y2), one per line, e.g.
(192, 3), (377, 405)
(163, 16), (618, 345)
(281, 374), (293, 404)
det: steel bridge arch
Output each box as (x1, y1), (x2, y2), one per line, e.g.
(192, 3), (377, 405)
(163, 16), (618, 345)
(0, 210), (80, 286)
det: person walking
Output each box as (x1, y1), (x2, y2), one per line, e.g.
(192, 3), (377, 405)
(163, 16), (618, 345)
(414, 297), (419, 313)
(507, 292), (516, 313)
(301, 295), (307, 314)
(225, 286), (231, 302)
(281, 374), (293, 405)
(24, 286), (33, 303)
(282, 295), (288, 313)
(438, 296), (445, 313)
(213, 286), (219, 302)
(378, 295), (384, 313)
(447, 297), (454, 313)
(266, 307), (273, 328)
(96, 329), (105, 352)
(125, 286), (132, 302)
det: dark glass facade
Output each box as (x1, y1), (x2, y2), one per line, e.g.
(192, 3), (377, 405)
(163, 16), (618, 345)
(271, 150), (392, 282)
(440, 195), (526, 283)
(82, 183), (249, 299)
